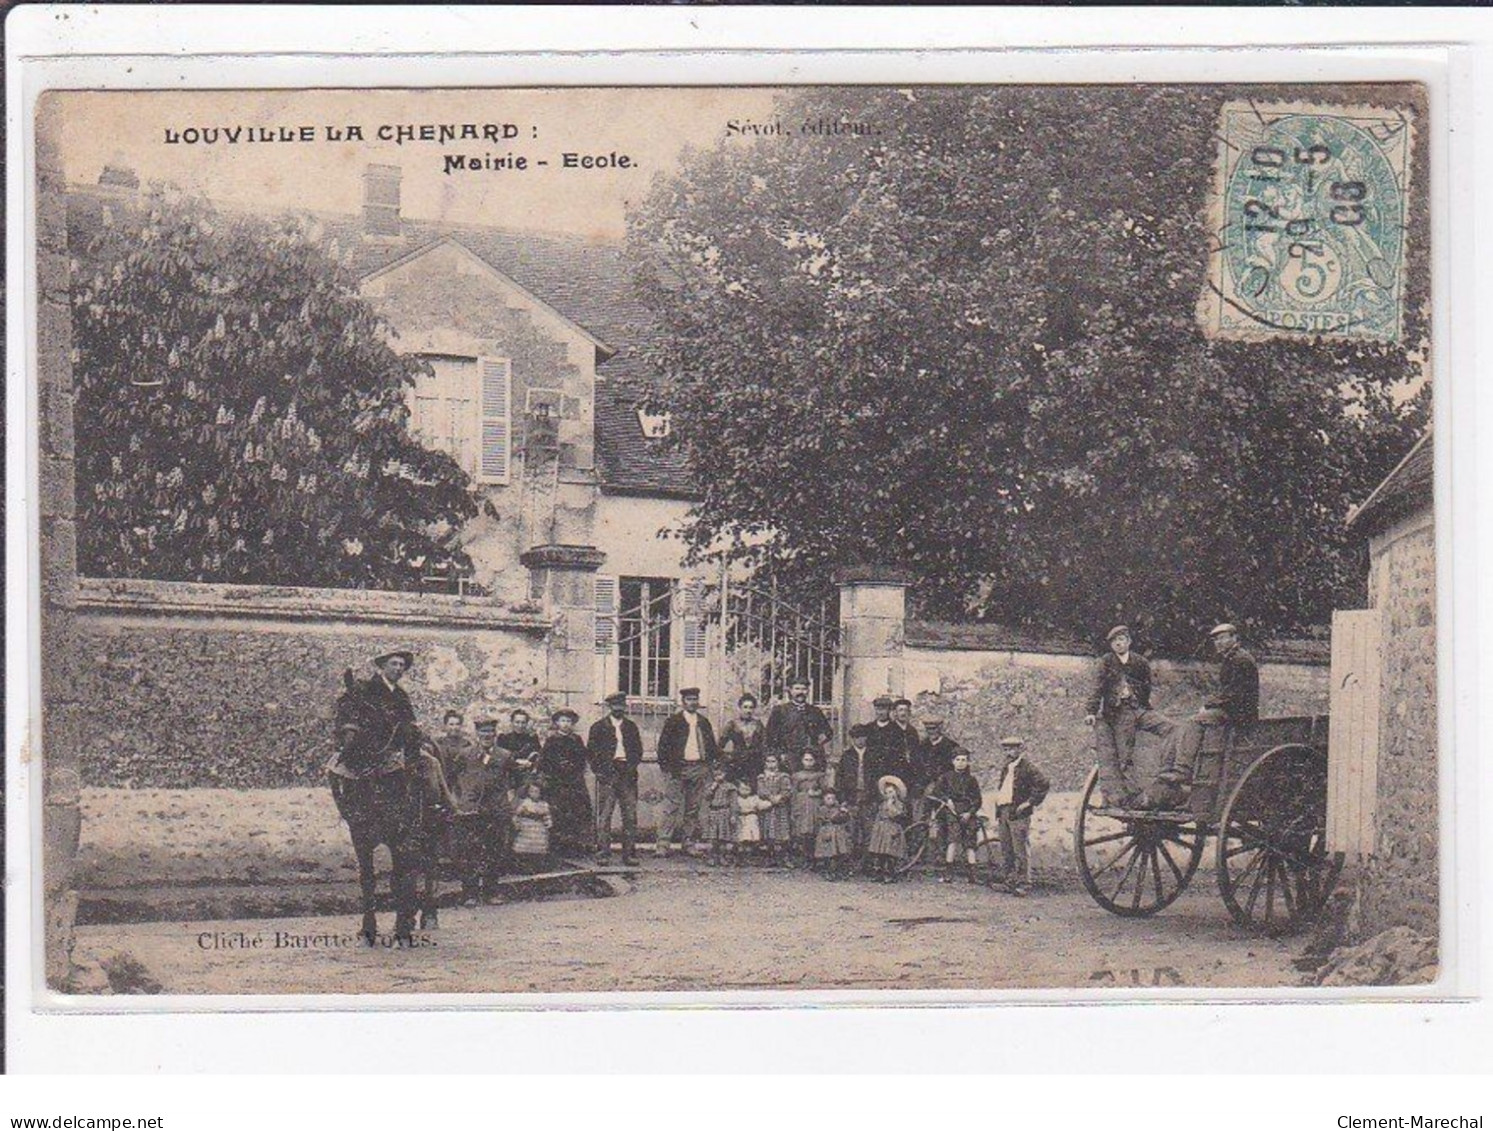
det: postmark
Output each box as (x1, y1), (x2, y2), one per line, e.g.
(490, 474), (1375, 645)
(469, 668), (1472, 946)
(1200, 100), (1414, 342)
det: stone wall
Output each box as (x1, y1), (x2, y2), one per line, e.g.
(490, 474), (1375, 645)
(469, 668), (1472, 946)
(75, 578), (553, 788)
(902, 624), (1330, 792)
(1358, 508), (1438, 937)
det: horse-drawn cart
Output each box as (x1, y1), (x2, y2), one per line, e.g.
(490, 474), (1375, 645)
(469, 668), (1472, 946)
(1072, 714), (1344, 934)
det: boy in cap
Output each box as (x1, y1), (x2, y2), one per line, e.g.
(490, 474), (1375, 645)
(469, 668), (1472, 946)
(992, 737), (1050, 896)
(1085, 625), (1174, 809)
(837, 723), (872, 849)
(588, 691), (644, 865)
(925, 750), (985, 884)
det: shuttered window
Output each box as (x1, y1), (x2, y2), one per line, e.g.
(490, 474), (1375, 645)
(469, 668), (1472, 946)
(478, 356), (512, 484)
(681, 577), (708, 660)
(594, 575), (619, 655)
(408, 356), (478, 477)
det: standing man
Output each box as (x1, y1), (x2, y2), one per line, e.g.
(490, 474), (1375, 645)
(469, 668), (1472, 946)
(588, 692), (644, 865)
(497, 708), (541, 791)
(764, 677), (833, 772)
(655, 687), (719, 856)
(432, 709), (476, 787)
(1085, 625), (1175, 808)
(991, 736), (1050, 896)
(1153, 623), (1260, 806)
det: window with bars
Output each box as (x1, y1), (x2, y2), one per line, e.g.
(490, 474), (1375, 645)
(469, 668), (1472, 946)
(617, 576), (674, 699)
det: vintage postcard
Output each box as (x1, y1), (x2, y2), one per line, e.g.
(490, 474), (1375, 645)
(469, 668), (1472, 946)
(31, 81), (1437, 1000)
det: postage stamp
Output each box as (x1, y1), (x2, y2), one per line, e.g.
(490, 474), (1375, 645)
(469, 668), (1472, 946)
(1200, 100), (1415, 342)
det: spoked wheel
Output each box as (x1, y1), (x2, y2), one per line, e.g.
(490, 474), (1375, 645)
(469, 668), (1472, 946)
(1073, 767), (1204, 917)
(896, 820), (933, 875)
(1216, 744), (1345, 935)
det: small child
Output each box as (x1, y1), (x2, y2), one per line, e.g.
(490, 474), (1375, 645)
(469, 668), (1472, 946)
(734, 780), (772, 862)
(757, 754), (793, 865)
(993, 736), (1050, 896)
(705, 764), (738, 866)
(790, 752), (825, 865)
(867, 775), (908, 882)
(812, 789), (854, 879)
(511, 782), (554, 874)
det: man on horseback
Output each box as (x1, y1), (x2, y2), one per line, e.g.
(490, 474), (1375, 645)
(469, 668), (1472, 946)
(329, 648), (428, 945)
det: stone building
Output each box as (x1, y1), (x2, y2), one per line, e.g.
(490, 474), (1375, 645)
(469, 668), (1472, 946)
(1340, 429), (1438, 937)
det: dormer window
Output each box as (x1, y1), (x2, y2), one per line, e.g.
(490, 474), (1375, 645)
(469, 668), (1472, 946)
(638, 409), (672, 439)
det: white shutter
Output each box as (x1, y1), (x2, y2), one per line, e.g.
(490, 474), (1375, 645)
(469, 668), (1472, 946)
(681, 577), (707, 659)
(478, 356), (511, 484)
(594, 575), (619, 655)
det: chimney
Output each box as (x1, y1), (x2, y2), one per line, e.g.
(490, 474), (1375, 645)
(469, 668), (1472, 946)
(362, 164), (402, 237)
(97, 164), (140, 193)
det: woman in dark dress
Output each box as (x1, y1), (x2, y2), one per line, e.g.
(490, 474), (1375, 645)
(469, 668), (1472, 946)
(496, 707), (543, 794)
(536, 708), (595, 856)
(718, 693), (768, 785)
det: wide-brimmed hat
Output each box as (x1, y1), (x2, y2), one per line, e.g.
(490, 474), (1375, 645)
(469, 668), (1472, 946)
(551, 707), (580, 724)
(877, 775), (907, 799)
(373, 649), (414, 669)
(1209, 623), (1238, 638)
(1107, 624), (1131, 643)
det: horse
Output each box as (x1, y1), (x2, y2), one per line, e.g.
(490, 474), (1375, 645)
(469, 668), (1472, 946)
(328, 669), (438, 945)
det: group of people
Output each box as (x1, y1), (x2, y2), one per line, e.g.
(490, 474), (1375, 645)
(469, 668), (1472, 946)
(1085, 622), (1260, 812)
(333, 617), (1257, 908)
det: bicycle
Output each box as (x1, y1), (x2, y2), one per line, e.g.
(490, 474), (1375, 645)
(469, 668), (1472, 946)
(897, 794), (1006, 884)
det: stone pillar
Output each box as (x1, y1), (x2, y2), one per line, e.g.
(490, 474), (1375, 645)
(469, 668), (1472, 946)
(37, 96), (85, 990)
(521, 543), (606, 710)
(835, 566), (910, 734)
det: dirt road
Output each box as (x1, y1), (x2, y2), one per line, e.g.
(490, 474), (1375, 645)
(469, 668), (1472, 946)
(72, 858), (1305, 996)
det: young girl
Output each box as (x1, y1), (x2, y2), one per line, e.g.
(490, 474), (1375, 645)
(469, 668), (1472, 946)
(867, 775), (908, 882)
(790, 751), (825, 865)
(734, 780), (772, 863)
(512, 782), (554, 874)
(813, 788), (854, 879)
(705, 764), (738, 866)
(757, 754), (793, 865)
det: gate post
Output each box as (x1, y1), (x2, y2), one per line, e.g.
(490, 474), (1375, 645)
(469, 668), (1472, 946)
(521, 543), (607, 711)
(835, 565), (910, 738)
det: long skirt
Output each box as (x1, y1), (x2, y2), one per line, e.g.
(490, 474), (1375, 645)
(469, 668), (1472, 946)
(706, 805), (737, 842)
(546, 773), (594, 853)
(761, 803), (792, 843)
(815, 822), (852, 859)
(868, 817), (907, 860)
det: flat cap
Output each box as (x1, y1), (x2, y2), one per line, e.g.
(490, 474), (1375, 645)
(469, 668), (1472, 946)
(603, 691), (629, 707)
(679, 686), (702, 698)
(1209, 623), (1238, 638)
(893, 698), (913, 709)
(872, 695), (894, 709)
(1107, 625), (1131, 643)
(848, 723), (871, 739)
(1000, 736), (1024, 748)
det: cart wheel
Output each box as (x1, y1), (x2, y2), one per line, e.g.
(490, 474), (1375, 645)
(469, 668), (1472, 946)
(1073, 767), (1204, 917)
(1216, 743), (1344, 935)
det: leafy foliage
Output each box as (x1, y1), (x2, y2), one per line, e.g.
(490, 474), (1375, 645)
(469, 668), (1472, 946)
(70, 190), (479, 588)
(628, 86), (1429, 652)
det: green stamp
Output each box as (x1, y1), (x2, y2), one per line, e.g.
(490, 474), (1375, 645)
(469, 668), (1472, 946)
(1201, 101), (1414, 342)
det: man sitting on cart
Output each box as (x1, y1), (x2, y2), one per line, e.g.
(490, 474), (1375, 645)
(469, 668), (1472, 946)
(1150, 623), (1259, 808)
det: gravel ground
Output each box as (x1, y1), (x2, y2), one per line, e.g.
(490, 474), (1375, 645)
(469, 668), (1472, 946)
(71, 787), (1305, 995)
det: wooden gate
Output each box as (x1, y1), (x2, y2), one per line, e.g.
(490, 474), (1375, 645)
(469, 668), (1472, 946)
(1327, 607), (1383, 858)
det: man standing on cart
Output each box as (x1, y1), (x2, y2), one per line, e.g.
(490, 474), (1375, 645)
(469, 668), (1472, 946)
(1085, 625), (1174, 809)
(1152, 623), (1259, 807)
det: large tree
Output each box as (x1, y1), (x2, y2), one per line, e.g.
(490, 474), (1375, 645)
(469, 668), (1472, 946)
(70, 190), (478, 588)
(628, 85), (1428, 652)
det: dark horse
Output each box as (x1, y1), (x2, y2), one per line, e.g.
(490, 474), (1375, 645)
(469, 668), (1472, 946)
(328, 669), (435, 945)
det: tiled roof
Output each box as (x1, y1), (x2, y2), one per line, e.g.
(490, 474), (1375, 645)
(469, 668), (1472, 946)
(1347, 430), (1432, 536)
(65, 185), (695, 498)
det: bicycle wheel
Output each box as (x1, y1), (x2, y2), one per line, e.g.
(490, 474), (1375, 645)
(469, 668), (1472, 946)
(897, 821), (933, 875)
